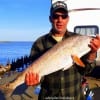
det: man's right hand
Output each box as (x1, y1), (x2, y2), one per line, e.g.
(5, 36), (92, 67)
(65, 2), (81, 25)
(25, 72), (39, 86)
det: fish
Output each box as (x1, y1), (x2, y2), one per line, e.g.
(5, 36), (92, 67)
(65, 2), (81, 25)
(0, 34), (92, 97)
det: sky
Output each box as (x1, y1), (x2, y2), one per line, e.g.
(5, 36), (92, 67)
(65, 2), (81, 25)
(0, 0), (51, 41)
(0, 0), (100, 41)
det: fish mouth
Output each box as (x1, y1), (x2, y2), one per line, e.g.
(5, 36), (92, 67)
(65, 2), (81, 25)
(0, 84), (14, 97)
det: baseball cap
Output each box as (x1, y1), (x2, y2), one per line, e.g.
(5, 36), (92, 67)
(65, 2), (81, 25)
(50, 1), (68, 15)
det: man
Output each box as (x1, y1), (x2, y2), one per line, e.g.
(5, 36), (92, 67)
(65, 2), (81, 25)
(25, 1), (100, 100)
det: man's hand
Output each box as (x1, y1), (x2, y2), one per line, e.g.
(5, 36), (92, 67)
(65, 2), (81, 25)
(89, 35), (100, 52)
(25, 72), (39, 86)
(88, 35), (100, 62)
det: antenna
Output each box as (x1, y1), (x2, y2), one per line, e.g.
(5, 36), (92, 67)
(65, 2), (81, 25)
(69, 8), (100, 13)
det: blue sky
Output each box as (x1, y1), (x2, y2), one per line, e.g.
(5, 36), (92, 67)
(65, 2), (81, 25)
(0, 0), (100, 41)
(0, 0), (51, 41)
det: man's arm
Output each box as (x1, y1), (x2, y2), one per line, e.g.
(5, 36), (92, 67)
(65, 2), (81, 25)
(82, 35), (100, 75)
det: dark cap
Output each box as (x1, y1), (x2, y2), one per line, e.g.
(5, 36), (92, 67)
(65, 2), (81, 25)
(50, 1), (68, 15)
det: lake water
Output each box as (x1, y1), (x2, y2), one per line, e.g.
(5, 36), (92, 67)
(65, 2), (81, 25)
(0, 41), (33, 65)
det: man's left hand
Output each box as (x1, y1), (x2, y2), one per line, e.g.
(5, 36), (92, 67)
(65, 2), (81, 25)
(88, 35), (100, 62)
(89, 35), (100, 52)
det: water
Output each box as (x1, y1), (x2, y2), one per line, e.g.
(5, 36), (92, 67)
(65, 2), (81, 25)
(0, 41), (33, 65)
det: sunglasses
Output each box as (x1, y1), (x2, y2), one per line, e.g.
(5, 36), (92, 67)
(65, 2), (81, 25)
(52, 14), (68, 19)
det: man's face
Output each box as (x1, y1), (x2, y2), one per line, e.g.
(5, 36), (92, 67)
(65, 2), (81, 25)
(50, 11), (69, 34)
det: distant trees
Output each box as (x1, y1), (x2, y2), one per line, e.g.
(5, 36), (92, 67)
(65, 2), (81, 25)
(10, 55), (33, 71)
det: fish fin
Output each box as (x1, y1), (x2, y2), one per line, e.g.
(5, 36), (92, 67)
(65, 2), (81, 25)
(71, 55), (85, 67)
